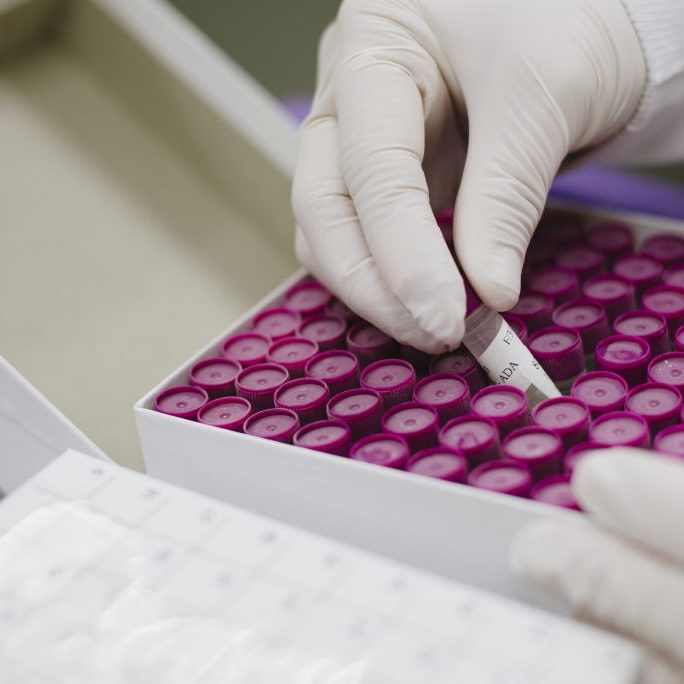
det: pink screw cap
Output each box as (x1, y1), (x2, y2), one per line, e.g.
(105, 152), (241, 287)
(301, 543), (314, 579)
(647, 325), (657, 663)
(189, 357), (242, 398)
(564, 442), (603, 474)
(346, 322), (398, 367)
(676, 325), (684, 352)
(305, 350), (360, 396)
(252, 307), (300, 340)
(647, 352), (684, 396)
(503, 315), (528, 345)
(582, 274), (636, 323)
(663, 263), (684, 290)
(360, 359), (416, 408)
(293, 419), (351, 456)
(382, 402), (439, 453)
(350, 433), (410, 470)
(589, 411), (650, 448)
(552, 299), (609, 352)
(642, 285), (684, 335)
(413, 373), (470, 425)
(222, 332), (270, 368)
(429, 349), (487, 394)
(528, 326), (585, 388)
(235, 363), (290, 411)
(468, 460), (532, 498)
(284, 279), (333, 318)
(595, 335), (651, 387)
(625, 382), (682, 436)
(267, 337), (319, 378)
(439, 416), (500, 468)
(641, 233), (684, 266)
(198, 396), (252, 431)
(508, 292), (554, 332)
(532, 396), (590, 449)
(155, 385), (209, 420)
(471, 385), (530, 438)
(298, 314), (347, 351)
(571, 371), (628, 417)
(244, 408), (300, 444)
(530, 475), (581, 511)
(407, 447), (467, 483)
(503, 426), (563, 482)
(274, 377), (330, 424)
(527, 266), (580, 304)
(653, 424), (684, 460)
(586, 221), (634, 263)
(614, 254), (663, 298)
(556, 246), (605, 282)
(613, 310), (669, 357)
(327, 388), (383, 440)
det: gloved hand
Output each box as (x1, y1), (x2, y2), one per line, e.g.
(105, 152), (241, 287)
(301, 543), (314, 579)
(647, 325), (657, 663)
(292, 0), (646, 353)
(511, 450), (684, 684)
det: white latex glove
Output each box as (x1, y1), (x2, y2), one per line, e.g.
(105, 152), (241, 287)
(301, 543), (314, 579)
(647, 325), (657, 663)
(511, 450), (684, 684)
(292, 0), (646, 353)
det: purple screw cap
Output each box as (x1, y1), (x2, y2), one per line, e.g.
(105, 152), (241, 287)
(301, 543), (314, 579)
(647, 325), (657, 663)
(614, 254), (663, 298)
(407, 447), (467, 483)
(244, 408), (300, 444)
(267, 336), (319, 378)
(642, 285), (684, 335)
(305, 350), (360, 396)
(528, 327), (585, 388)
(222, 332), (270, 368)
(552, 299), (609, 352)
(382, 402), (439, 453)
(399, 345), (432, 374)
(613, 310), (669, 357)
(235, 363), (290, 411)
(350, 433), (410, 470)
(663, 263), (684, 290)
(274, 377), (330, 424)
(647, 352), (684, 396)
(595, 335), (651, 387)
(293, 419), (351, 456)
(581, 274), (636, 323)
(189, 357), (241, 398)
(556, 246), (605, 282)
(155, 385), (209, 420)
(586, 221), (634, 264)
(527, 266), (580, 304)
(503, 426), (563, 482)
(653, 424), (684, 460)
(327, 388), (383, 440)
(429, 349), (487, 394)
(198, 396), (252, 431)
(503, 314), (528, 345)
(252, 307), (300, 340)
(468, 460), (532, 498)
(508, 292), (554, 333)
(530, 475), (581, 511)
(589, 411), (650, 448)
(325, 297), (359, 323)
(346, 322), (398, 367)
(532, 396), (590, 449)
(564, 442), (603, 474)
(439, 416), (500, 468)
(641, 233), (684, 266)
(360, 359), (416, 408)
(471, 386), (530, 438)
(625, 382), (682, 436)
(298, 314), (347, 351)
(284, 279), (333, 318)
(571, 371), (628, 417)
(413, 373), (470, 425)
(676, 325), (684, 352)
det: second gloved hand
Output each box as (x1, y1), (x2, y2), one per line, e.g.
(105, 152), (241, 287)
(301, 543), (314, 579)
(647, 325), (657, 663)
(292, 0), (646, 353)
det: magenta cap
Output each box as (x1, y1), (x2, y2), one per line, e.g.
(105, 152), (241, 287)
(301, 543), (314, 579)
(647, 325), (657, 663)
(360, 359), (416, 408)
(439, 416), (500, 467)
(581, 274), (636, 323)
(267, 336), (319, 378)
(641, 233), (684, 266)
(528, 326), (585, 384)
(274, 377), (329, 424)
(589, 410), (650, 448)
(551, 299), (609, 351)
(527, 266), (580, 304)
(346, 321), (398, 366)
(508, 292), (554, 332)
(663, 263), (684, 290)
(586, 221), (634, 263)
(407, 447), (467, 483)
(429, 349), (487, 394)
(595, 335), (651, 387)
(222, 332), (270, 368)
(642, 285), (684, 334)
(653, 424), (684, 460)
(556, 246), (605, 281)
(530, 475), (581, 511)
(614, 254), (663, 297)
(532, 396), (590, 449)
(198, 396), (252, 431)
(350, 433), (410, 469)
(468, 460), (532, 498)
(571, 371), (628, 417)
(298, 314), (347, 351)
(284, 279), (333, 318)
(252, 307), (300, 340)
(471, 385), (530, 437)
(399, 345), (432, 374)
(676, 325), (684, 352)
(188, 357), (241, 398)
(327, 388), (383, 440)
(235, 362), (289, 411)
(413, 373), (470, 425)
(503, 315), (528, 345)
(293, 419), (351, 456)
(325, 297), (358, 323)
(564, 442), (603, 474)
(613, 310), (669, 357)
(625, 382), (682, 436)
(155, 385), (209, 420)
(382, 402), (439, 453)
(244, 408), (300, 444)
(647, 352), (684, 395)
(503, 426), (563, 482)
(305, 350), (360, 396)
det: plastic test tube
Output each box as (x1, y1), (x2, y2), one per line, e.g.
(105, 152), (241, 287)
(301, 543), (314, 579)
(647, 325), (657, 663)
(429, 349), (488, 395)
(382, 402), (439, 453)
(551, 300), (608, 370)
(252, 307), (300, 340)
(586, 221), (634, 264)
(274, 377), (330, 425)
(305, 350), (360, 396)
(642, 285), (684, 336)
(653, 424), (684, 460)
(297, 314), (347, 351)
(589, 411), (650, 448)
(346, 321), (398, 367)
(527, 327), (585, 394)
(502, 426), (563, 482)
(155, 385), (209, 420)
(267, 337), (319, 378)
(595, 335), (651, 387)
(564, 441), (603, 474)
(527, 265), (580, 305)
(293, 419), (351, 456)
(613, 310), (669, 357)
(647, 352), (684, 396)
(613, 254), (663, 299)
(439, 416), (500, 468)
(571, 371), (628, 417)
(243, 408), (300, 444)
(360, 359), (416, 408)
(624, 382), (682, 436)
(235, 363), (290, 411)
(468, 460), (532, 498)
(556, 246), (605, 282)
(471, 385), (530, 438)
(412, 373), (470, 425)
(532, 396), (590, 450)
(350, 433), (410, 470)
(530, 475), (581, 510)
(503, 315), (528, 345)
(641, 233), (684, 266)
(198, 396), (252, 431)
(189, 357), (242, 398)
(222, 332), (270, 368)
(327, 388), (383, 440)
(508, 292), (554, 333)
(407, 447), (468, 483)
(582, 274), (636, 323)
(284, 279), (333, 319)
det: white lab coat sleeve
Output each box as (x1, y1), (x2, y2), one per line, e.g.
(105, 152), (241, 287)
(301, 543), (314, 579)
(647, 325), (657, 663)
(598, 0), (684, 166)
